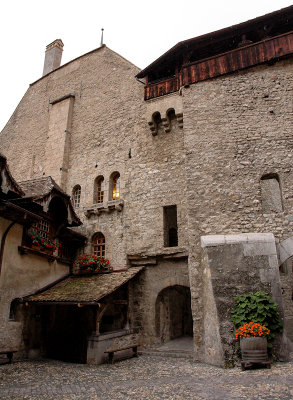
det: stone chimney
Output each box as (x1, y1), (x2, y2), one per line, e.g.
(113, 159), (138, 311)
(42, 39), (64, 76)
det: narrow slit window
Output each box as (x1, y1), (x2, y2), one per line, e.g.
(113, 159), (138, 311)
(163, 205), (178, 247)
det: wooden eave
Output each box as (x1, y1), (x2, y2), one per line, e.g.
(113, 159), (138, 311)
(0, 199), (41, 224)
(23, 267), (144, 305)
(17, 177), (81, 227)
(0, 154), (24, 198)
(143, 31), (293, 100)
(137, 5), (293, 80)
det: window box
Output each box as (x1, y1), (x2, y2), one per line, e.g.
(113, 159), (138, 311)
(18, 245), (73, 265)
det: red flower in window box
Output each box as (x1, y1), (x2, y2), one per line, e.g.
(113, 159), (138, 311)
(28, 232), (61, 253)
(73, 254), (111, 274)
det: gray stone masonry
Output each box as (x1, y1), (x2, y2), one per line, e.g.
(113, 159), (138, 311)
(0, 43), (293, 366)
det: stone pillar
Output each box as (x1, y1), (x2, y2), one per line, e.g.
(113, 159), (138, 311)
(200, 233), (289, 366)
(42, 39), (64, 76)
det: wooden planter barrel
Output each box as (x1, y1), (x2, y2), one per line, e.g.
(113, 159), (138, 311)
(240, 337), (271, 370)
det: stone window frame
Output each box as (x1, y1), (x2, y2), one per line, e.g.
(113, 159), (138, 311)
(94, 175), (105, 204)
(92, 232), (105, 257)
(72, 185), (81, 208)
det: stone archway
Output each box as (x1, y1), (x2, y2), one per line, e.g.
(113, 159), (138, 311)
(278, 237), (293, 266)
(155, 285), (193, 344)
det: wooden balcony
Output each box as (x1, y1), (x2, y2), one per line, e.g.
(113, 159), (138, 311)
(144, 76), (180, 100)
(143, 31), (293, 100)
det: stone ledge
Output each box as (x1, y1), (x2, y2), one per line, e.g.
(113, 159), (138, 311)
(128, 247), (188, 265)
(84, 200), (124, 217)
(89, 328), (139, 342)
(201, 233), (275, 248)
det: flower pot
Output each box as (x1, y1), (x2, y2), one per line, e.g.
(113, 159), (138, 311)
(240, 337), (270, 370)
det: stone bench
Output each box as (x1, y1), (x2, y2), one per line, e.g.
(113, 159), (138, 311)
(104, 344), (138, 364)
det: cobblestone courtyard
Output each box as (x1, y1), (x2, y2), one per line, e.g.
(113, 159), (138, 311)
(0, 356), (292, 400)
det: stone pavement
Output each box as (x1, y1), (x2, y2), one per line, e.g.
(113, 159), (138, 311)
(0, 355), (292, 400)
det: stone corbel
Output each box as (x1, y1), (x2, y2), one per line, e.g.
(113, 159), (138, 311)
(161, 117), (171, 133)
(84, 209), (94, 218)
(176, 113), (183, 128)
(115, 203), (123, 212)
(148, 121), (158, 136)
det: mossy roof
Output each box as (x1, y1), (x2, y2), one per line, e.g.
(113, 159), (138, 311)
(25, 267), (144, 304)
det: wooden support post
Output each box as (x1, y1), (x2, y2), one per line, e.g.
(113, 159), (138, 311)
(95, 304), (109, 334)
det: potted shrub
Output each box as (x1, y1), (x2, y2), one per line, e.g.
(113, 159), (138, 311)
(231, 291), (283, 370)
(235, 322), (270, 369)
(73, 254), (111, 275)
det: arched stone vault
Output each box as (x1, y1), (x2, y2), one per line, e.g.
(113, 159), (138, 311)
(277, 237), (293, 266)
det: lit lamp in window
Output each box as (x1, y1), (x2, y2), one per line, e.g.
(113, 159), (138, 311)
(112, 173), (120, 200)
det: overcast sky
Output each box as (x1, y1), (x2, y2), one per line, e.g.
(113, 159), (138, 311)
(0, 0), (292, 131)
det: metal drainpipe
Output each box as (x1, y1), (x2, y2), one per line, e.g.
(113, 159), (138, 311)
(0, 221), (16, 275)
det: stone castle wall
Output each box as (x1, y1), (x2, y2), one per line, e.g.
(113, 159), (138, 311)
(1, 45), (293, 364)
(181, 58), (293, 358)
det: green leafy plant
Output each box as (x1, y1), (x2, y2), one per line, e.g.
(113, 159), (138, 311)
(231, 291), (282, 343)
(73, 254), (111, 273)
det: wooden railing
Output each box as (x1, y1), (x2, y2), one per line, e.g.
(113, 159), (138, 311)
(144, 76), (180, 100)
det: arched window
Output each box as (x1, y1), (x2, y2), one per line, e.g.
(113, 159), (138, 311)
(92, 232), (105, 257)
(111, 173), (120, 200)
(95, 176), (104, 203)
(72, 185), (81, 208)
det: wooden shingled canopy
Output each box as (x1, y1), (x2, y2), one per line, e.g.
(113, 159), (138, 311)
(24, 267), (144, 305)
(15, 176), (81, 227)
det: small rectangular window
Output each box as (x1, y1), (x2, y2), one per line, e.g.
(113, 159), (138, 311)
(163, 205), (178, 247)
(32, 220), (50, 239)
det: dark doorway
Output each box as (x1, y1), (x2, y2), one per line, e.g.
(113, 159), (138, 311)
(40, 305), (95, 363)
(155, 285), (193, 343)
